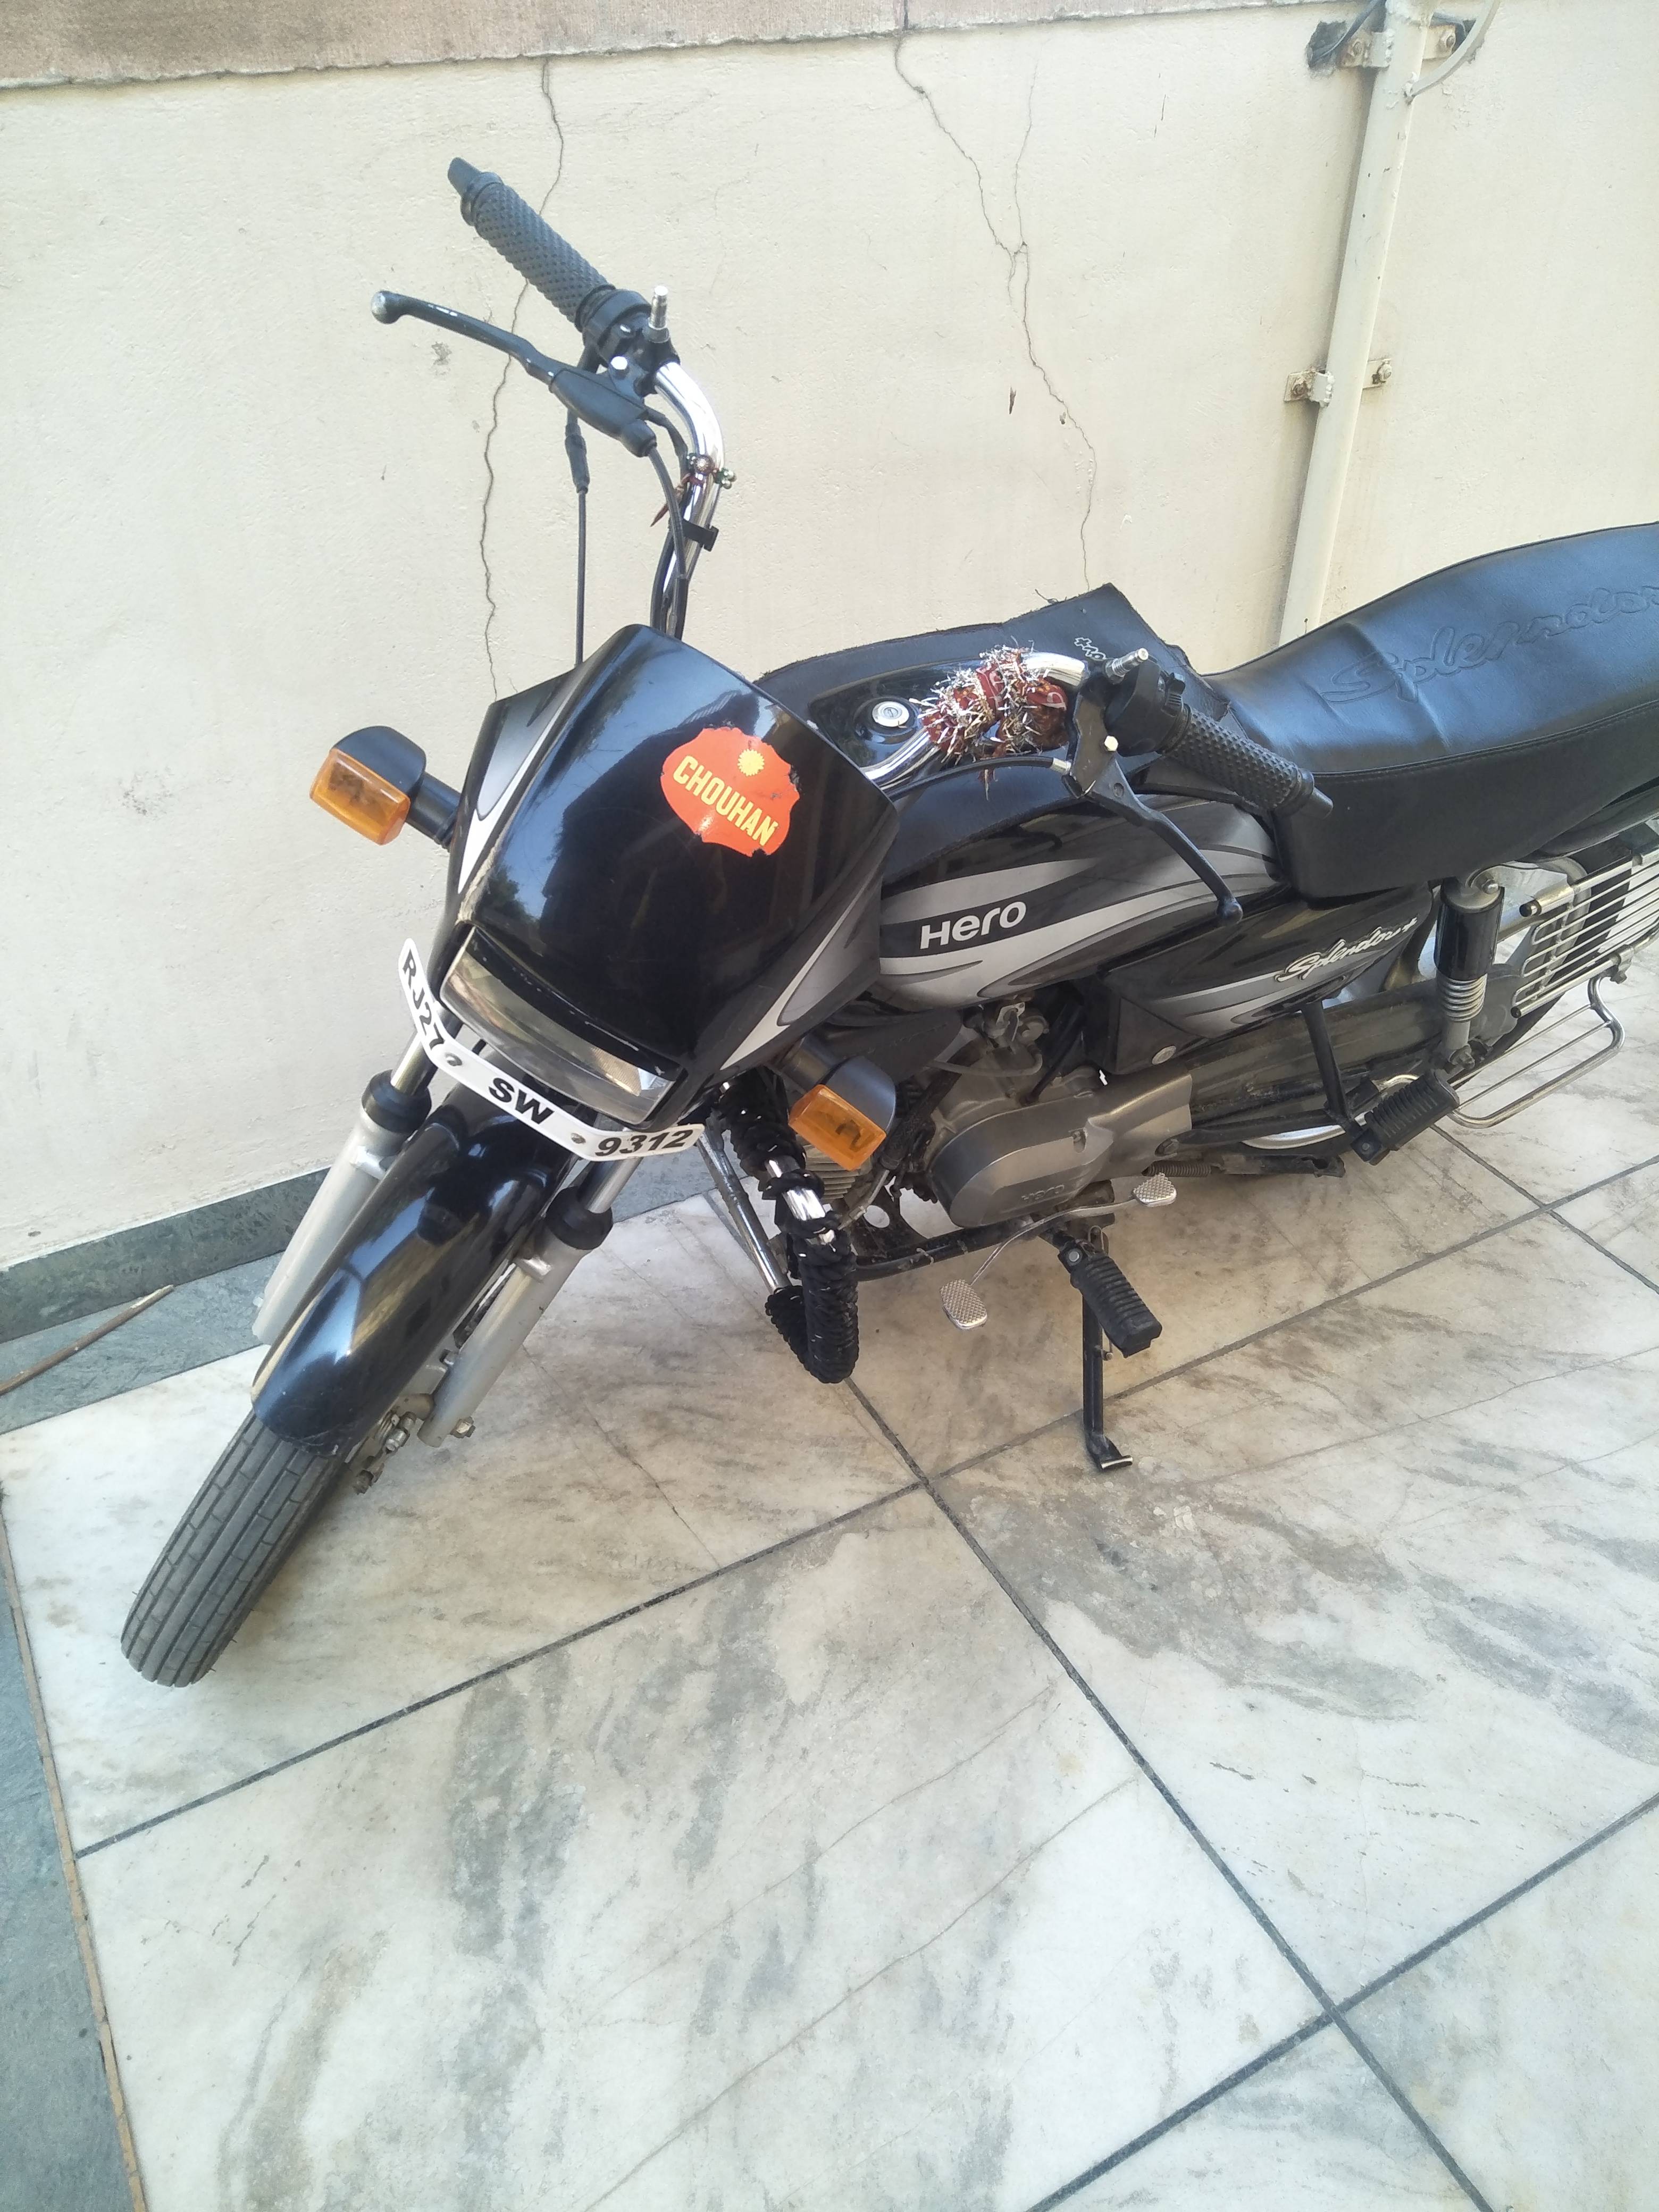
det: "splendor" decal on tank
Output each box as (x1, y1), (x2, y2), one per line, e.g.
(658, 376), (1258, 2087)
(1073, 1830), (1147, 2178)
(661, 726), (799, 856)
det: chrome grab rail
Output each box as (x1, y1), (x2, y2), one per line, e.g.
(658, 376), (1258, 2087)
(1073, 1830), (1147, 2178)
(1453, 969), (1626, 1129)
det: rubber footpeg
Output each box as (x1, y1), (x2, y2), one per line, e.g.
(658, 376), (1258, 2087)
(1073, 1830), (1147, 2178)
(1353, 1069), (1459, 1161)
(1057, 1243), (1162, 1356)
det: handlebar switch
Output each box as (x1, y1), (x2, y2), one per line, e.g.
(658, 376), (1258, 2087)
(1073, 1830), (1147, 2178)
(1090, 651), (1188, 752)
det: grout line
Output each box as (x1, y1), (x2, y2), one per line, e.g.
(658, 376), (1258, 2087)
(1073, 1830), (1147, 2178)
(74, 1478), (921, 1862)
(924, 1204), (1545, 1489)
(1439, 1128), (1659, 1296)
(1019, 2016), (1332, 2209)
(1545, 1206), (1659, 1298)
(0, 1503), (149, 2212)
(1442, 1128), (1659, 1216)
(1438, 1127), (1549, 1209)
(1337, 1786), (1659, 2015)
(850, 1385), (1496, 2212)
(1552, 1141), (1659, 1208)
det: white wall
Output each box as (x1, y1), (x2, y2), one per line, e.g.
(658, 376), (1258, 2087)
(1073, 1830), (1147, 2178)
(2, 0), (1655, 1264)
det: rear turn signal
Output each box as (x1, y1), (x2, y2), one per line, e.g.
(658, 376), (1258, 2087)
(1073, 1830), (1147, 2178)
(789, 1083), (886, 1171)
(310, 749), (410, 844)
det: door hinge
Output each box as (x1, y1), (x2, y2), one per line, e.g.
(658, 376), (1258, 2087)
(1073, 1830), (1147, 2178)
(1285, 357), (1393, 405)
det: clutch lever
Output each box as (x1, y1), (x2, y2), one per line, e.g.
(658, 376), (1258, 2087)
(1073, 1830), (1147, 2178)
(1058, 692), (1242, 925)
(371, 291), (658, 457)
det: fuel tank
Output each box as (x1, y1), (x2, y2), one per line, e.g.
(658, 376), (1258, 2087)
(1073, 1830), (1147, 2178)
(875, 767), (1279, 1009)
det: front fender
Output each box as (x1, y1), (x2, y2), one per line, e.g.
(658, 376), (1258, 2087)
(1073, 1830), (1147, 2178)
(253, 1093), (566, 1454)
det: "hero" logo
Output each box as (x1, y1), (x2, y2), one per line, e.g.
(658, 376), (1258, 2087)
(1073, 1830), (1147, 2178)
(917, 899), (1028, 952)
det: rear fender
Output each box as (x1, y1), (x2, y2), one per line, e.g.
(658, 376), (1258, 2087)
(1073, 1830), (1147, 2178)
(253, 1093), (566, 1454)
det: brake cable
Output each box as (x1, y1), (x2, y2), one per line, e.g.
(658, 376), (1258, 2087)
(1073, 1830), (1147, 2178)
(647, 447), (692, 638)
(563, 412), (591, 663)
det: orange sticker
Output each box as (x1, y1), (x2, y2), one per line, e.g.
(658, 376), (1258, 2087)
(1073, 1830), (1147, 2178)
(661, 726), (799, 857)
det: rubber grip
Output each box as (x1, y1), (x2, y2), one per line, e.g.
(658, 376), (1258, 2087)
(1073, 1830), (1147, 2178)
(1058, 1246), (1161, 1357)
(448, 158), (609, 332)
(1163, 707), (1332, 818)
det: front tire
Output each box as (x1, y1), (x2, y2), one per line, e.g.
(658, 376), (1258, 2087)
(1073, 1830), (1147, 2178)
(122, 1414), (347, 1686)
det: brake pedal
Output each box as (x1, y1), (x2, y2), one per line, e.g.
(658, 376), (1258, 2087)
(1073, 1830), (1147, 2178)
(1054, 1241), (1162, 1356)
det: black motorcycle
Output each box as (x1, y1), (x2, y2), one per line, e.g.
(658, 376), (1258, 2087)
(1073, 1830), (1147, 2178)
(123, 160), (1659, 1684)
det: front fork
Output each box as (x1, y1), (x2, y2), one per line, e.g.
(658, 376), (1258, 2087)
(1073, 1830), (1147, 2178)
(253, 1030), (646, 1444)
(254, 1035), (435, 1347)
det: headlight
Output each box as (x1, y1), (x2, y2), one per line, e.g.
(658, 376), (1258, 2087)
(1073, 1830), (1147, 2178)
(440, 932), (678, 1126)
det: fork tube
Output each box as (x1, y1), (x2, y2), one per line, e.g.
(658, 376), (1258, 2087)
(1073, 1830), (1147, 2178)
(418, 1153), (644, 1442)
(254, 1036), (434, 1346)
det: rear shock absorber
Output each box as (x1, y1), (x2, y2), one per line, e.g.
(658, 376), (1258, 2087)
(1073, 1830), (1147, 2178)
(722, 1081), (859, 1384)
(1436, 873), (1504, 1061)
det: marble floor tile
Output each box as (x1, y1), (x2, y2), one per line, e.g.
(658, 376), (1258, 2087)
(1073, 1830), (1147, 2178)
(0, 1200), (909, 1850)
(78, 1493), (1314, 2212)
(854, 1133), (1528, 1476)
(1449, 953), (1659, 1203)
(1351, 1806), (1659, 2212)
(1060, 2027), (1465, 2209)
(938, 1214), (1659, 1996)
(1557, 1156), (1659, 1288)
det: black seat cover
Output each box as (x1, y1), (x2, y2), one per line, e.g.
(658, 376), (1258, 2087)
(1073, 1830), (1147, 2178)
(763, 583), (1231, 740)
(1211, 523), (1659, 896)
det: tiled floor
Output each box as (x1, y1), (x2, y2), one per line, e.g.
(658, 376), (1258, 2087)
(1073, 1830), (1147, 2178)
(2, 966), (1656, 2209)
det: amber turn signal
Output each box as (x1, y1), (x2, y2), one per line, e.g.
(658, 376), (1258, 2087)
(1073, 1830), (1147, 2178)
(310, 748), (411, 844)
(788, 1083), (887, 1171)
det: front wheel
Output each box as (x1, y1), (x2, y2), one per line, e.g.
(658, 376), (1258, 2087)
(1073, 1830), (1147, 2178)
(122, 1415), (347, 1685)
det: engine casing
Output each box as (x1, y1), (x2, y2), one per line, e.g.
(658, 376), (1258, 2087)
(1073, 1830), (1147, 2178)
(926, 1061), (1192, 1228)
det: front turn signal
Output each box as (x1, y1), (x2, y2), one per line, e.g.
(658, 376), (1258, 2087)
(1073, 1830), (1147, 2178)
(789, 1083), (887, 1171)
(310, 748), (411, 844)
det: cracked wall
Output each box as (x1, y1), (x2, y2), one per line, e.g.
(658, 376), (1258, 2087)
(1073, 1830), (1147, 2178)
(2, 0), (1654, 1260)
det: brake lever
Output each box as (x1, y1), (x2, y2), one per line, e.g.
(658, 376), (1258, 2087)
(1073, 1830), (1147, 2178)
(371, 291), (657, 457)
(1058, 695), (1242, 926)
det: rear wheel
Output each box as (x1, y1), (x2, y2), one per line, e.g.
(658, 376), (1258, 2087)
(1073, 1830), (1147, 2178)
(122, 1415), (347, 1686)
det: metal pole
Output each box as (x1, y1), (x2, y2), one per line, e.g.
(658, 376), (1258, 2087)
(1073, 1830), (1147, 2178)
(1278, 0), (1434, 641)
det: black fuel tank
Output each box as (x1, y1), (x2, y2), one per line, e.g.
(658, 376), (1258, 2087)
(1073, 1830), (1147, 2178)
(439, 625), (896, 1087)
(877, 774), (1280, 1009)
(1099, 884), (1431, 1070)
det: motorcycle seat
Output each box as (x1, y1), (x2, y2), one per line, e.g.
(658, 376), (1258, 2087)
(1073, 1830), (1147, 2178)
(1210, 522), (1659, 896)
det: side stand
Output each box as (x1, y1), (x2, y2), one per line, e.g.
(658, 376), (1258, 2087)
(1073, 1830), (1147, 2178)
(1080, 1302), (1133, 1473)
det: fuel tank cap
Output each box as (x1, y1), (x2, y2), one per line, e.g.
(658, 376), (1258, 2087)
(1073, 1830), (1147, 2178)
(867, 698), (916, 733)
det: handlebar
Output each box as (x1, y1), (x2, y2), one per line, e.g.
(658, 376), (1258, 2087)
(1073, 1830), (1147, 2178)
(447, 158), (643, 358)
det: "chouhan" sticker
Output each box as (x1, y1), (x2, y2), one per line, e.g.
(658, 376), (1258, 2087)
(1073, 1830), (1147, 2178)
(660, 727), (800, 857)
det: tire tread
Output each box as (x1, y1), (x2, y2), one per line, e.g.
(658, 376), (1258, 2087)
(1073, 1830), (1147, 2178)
(121, 1415), (345, 1686)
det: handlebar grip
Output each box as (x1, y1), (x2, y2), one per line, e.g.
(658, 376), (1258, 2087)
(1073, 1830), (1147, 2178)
(448, 158), (610, 335)
(1159, 707), (1333, 818)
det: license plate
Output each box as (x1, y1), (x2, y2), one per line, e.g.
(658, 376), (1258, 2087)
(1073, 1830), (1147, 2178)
(397, 941), (703, 1160)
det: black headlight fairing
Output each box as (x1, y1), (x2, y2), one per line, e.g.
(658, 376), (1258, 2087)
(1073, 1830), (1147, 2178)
(440, 625), (897, 1092)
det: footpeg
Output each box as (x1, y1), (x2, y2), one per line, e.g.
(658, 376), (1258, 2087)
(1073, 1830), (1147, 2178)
(1352, 1069), (1458, 1161)
(1054, 1241), (1162, 1356)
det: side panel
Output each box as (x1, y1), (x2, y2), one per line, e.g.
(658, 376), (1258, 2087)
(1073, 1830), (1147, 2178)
(877, 795), (1278, 1009)
(252, 1097), (565, 1455)
(1107, 884), (1432, 1042)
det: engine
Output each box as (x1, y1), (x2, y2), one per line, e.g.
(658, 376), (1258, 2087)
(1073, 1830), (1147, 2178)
(919, 1030), (1191, 1229)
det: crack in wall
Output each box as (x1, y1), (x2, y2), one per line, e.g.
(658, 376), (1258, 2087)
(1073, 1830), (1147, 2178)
(893, 37), (1099, 593)
(478, 57), (565, 694)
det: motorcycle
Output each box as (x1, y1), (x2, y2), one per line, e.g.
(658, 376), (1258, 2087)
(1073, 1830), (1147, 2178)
(123, 159), (1659, 1684)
